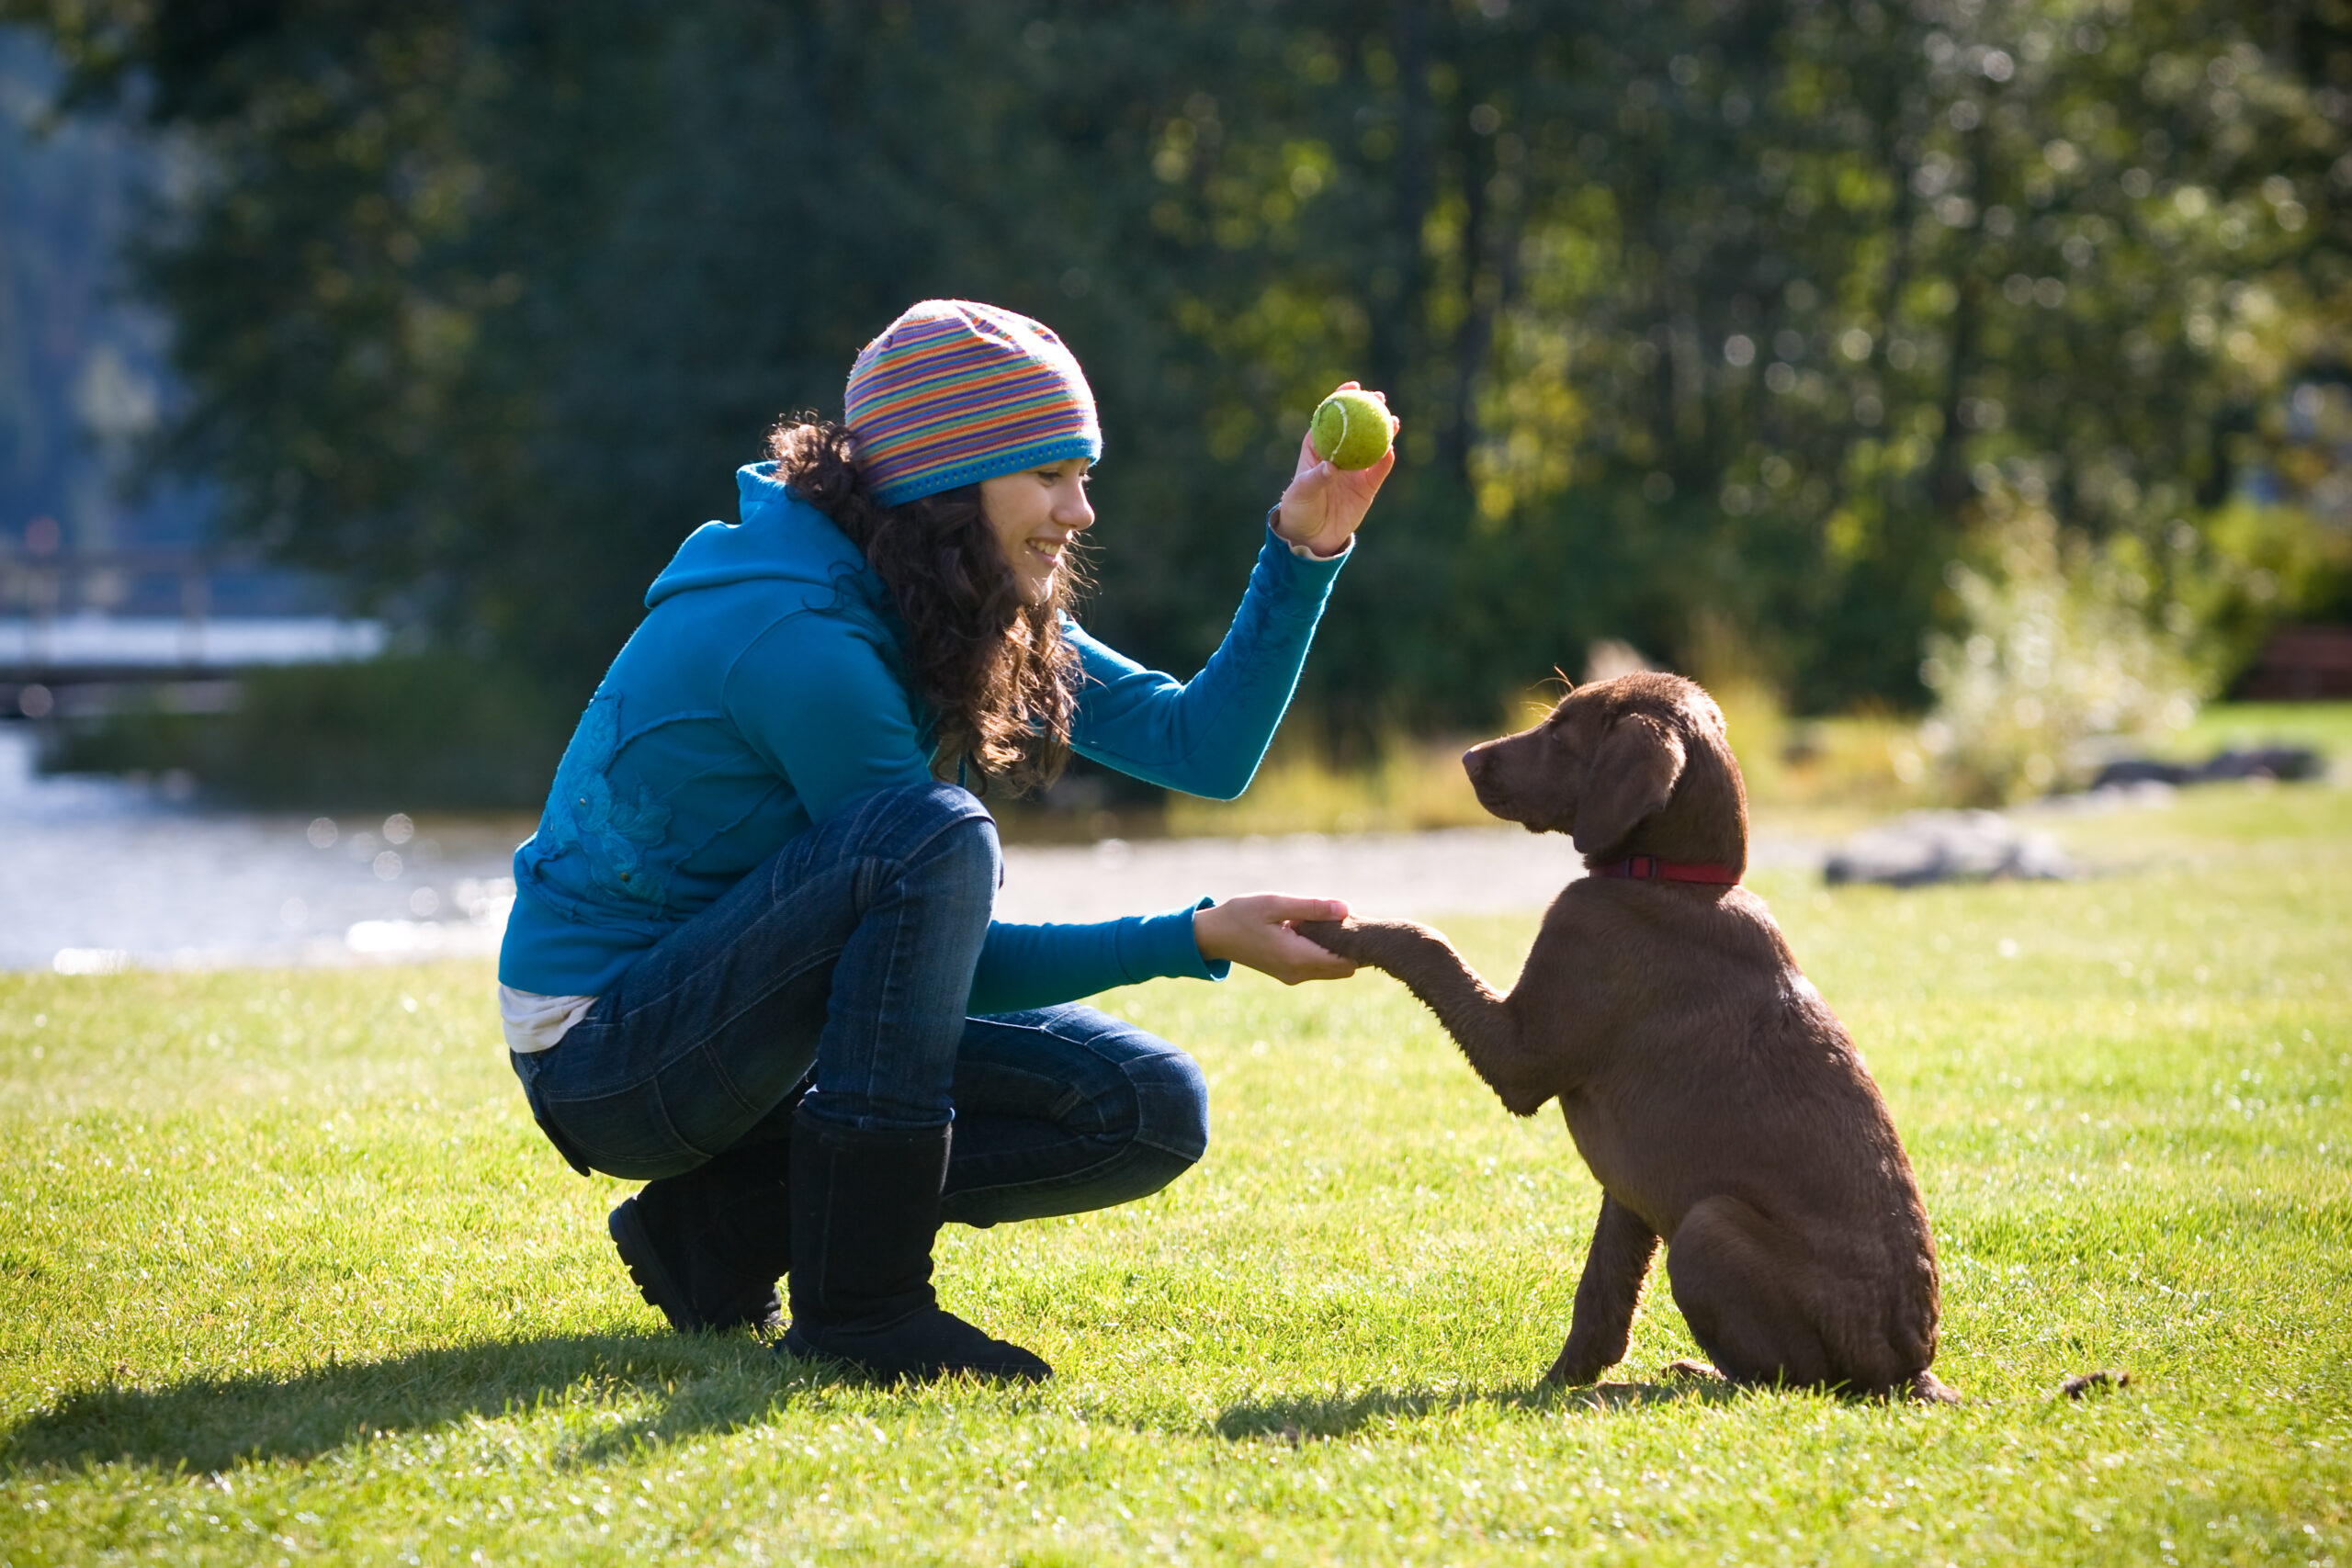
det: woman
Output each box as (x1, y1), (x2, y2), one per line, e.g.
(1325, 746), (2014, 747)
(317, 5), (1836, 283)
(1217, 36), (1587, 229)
(498, 299), (1395, 1382)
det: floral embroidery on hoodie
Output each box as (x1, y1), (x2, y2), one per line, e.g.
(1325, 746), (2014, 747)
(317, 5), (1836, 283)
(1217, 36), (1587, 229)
(530, 692), (673, 910)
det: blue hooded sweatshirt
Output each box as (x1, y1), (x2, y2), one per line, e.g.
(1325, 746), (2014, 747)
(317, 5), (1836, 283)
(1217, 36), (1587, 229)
(498, 462), (1350, 1008)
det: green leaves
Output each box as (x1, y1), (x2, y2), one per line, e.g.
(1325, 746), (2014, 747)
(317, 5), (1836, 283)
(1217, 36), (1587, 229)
(17, 0), (2346, 736)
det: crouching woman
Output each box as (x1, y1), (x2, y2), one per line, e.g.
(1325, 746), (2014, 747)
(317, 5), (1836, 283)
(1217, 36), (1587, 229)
(496, 300), (1394, 1382)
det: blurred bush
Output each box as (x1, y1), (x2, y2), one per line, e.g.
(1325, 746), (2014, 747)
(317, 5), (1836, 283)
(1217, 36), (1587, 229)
(49, 655), (576, 810)
(1919, 499), (2207, 803)
(1163, 729), (1494, 838)
(2182, 498), (2352, 684)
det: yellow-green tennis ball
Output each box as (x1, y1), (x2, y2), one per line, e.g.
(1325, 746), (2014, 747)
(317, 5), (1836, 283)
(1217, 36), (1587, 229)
(1309, 389), (1393, 470)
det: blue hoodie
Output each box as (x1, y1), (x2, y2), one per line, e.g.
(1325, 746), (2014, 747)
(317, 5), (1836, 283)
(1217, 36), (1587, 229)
(498, 462), (1350, 1006)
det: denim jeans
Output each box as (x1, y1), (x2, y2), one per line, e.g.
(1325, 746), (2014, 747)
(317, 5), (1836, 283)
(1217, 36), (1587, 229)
(508, 781), (1210, 1226)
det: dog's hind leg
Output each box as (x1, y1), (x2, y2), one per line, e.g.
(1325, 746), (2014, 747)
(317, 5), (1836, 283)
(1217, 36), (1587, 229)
(1907, 1370), (1962, 1405)
(1662, 1195), (1838, 1391)
(1544, 1192), (1660, 1384)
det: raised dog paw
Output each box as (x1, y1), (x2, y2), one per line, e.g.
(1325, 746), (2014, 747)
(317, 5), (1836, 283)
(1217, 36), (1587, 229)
(1294, 916), (1436, 964)
(1293, 918), (1357, 957)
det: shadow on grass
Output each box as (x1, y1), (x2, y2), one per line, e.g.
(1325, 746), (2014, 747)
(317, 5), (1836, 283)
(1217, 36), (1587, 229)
(1216, 1376), (1738, 1441)
(0, 1330), (844, 1475)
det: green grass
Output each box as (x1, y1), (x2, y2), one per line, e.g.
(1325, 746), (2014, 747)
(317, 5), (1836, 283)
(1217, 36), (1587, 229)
(4, 784), (2349, 1563)
(2173, 701), (2352, 767)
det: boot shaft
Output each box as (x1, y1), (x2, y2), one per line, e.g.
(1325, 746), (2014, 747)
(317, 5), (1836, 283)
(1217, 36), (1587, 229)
(787, 1109), (952, 1329)
(781, 1105), (1049, 1382)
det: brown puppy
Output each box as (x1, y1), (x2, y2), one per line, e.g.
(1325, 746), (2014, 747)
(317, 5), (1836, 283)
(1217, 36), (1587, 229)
(1300, 672), (1956, 1403)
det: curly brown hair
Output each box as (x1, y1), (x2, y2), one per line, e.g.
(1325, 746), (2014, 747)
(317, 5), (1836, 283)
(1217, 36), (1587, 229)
(766, 414), (1082, 794)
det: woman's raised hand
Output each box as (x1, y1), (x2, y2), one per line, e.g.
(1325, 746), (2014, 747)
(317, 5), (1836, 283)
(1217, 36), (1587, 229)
(1193, 894), (1361, 985)
(1272, 382), (1399, 559)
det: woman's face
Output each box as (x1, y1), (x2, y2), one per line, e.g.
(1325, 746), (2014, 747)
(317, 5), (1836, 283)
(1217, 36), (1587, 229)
(979, 458), (1094, 604)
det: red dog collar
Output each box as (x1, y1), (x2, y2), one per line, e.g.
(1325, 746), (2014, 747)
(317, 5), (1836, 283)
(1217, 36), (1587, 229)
(1590, 854), (1740, 886)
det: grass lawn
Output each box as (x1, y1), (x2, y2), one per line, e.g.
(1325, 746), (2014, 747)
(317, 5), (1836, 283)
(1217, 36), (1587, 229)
(3, 781), (2348, 1565)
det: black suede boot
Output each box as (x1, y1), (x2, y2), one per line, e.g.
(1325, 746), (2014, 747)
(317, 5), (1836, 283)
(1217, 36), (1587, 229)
(609, 1130), (795, 1335)
(780, 1106), (1050, 1382)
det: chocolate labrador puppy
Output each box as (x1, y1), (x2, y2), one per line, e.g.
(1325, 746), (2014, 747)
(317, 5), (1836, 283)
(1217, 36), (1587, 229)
(1300, 672), (1956, 1402)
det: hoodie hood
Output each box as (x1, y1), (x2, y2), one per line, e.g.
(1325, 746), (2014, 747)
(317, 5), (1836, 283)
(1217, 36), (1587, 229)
(645, 463), (875, 609)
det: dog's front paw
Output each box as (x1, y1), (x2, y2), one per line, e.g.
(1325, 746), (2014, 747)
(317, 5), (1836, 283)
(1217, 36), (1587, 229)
(1295, 917), (1439, 969)
(1294, 918), (1359, 959)
(1542, 1348), (1617, 1387)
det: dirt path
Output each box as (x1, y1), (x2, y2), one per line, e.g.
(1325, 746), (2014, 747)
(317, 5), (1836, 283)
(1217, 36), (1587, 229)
(997, 825), (1825, 923)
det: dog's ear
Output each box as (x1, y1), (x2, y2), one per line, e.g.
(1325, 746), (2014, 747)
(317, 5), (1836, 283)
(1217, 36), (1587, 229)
(1572, 712), (1687, 857)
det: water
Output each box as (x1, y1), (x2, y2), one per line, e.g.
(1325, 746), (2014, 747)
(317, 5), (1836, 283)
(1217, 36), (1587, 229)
(0, 727), (519, 972)
(1, 724), (1821, 974)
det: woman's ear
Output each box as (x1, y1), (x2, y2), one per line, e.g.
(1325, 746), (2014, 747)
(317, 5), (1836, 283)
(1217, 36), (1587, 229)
(1571, 713), (1687, 858)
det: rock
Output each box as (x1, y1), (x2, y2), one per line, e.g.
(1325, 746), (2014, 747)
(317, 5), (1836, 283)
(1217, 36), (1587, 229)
(2193, 745), (2324, 783)
(2088, 744), (2324, 791)
(1823, 809), (2075, 887)
(2087, 757), (2194, 788)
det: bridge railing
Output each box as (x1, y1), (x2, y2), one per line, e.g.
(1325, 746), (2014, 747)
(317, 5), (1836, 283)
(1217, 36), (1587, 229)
(0, 548), (385, 699)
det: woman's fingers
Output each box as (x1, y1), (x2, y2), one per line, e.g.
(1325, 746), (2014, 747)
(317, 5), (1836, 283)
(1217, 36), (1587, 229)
(1255, 893), (1351, 926)
(1193, 892), (1342, 951)
(1343, 444), (1397, 497)
(1291, 429), (1326, 483)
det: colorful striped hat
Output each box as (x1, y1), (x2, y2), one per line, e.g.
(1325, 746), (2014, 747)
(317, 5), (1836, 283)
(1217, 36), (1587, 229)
(843, 300), (1102, 508)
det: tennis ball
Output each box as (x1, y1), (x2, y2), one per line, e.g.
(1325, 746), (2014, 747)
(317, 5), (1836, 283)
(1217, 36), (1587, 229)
(1309, 389), (1393, 470)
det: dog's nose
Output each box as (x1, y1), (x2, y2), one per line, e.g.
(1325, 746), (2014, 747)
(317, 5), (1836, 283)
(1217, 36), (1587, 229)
(1462, 744), (1487, 781)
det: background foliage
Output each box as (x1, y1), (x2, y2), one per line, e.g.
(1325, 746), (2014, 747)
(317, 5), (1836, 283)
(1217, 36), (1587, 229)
(47, 652), (577, 807)
(10, 0), (2352, 755)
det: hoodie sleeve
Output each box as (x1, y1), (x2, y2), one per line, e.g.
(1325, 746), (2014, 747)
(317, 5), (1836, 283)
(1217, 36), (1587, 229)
(968, 898), (1230, 1015)
(723, 611), (937, 823)
(1067, 523), (1349, 799)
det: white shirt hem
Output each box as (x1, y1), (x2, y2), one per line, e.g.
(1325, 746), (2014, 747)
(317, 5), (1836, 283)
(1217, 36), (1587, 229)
(499, 985), (598, 1054)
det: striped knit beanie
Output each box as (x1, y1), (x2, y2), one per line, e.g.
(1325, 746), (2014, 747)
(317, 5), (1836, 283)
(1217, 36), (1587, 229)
(843, 300), (1102, 508)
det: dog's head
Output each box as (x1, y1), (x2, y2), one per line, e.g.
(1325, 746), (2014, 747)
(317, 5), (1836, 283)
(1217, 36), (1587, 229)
(1463, 671), (1748, 869)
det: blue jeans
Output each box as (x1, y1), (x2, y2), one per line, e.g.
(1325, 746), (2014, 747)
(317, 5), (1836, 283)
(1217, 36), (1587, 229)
(508, 781), (1210, 1226)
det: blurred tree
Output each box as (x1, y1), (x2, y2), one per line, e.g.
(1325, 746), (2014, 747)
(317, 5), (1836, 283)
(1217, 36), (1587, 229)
(9, 0), (2347, 759)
